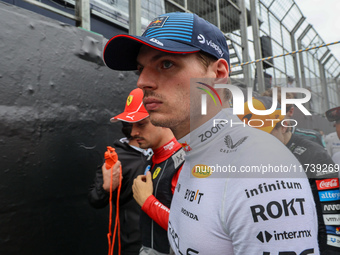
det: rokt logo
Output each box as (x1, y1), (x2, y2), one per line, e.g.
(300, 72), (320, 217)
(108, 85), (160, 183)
(250, 198), (306, 223)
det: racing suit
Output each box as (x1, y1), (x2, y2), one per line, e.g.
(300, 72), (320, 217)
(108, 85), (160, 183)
(140, 138), (185, 254)
(168, 108), (320, 255)
(292, 127), (326, 148)
(286, 133), (340, 254)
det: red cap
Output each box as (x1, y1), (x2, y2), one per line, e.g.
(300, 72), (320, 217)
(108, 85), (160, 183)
(110, 88), (149, 123)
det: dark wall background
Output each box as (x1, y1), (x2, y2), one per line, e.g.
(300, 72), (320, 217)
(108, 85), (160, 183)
(0, 2), (138, 254)
(0, 2), (336, 255)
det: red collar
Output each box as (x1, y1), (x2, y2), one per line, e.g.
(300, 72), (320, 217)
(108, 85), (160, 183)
(152, 137), (181, 164)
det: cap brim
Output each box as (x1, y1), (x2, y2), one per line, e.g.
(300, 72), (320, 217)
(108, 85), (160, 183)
(110, 112), (149, 123)
(103, 34), (200, 71)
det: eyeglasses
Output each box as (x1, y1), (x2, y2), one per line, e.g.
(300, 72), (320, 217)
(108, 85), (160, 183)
(325, 107), (340, 122)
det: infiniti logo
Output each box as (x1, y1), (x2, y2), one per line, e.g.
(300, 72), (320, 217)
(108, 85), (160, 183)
(197, 34), (205, 44)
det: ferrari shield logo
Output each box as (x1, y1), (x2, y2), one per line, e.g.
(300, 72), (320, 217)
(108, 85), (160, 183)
(153, 167), (162, 179)
(126, 95), (133, 106)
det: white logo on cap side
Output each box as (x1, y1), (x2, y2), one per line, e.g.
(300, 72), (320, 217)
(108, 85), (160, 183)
(197, 34), (224, 58)
(150, 38), (164, 46)
(197, 34), (205, 44)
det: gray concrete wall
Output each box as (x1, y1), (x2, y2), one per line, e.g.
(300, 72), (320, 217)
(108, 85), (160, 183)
(0, 2), (337, 255)
(0, 2), (138, 254)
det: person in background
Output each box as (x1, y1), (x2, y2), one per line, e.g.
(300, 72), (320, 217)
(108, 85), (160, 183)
(88, 88), (153, 255)
(287, 75), (295, 89)
(240, 96), (340, 255)
(94, 87), (184, 255)
(127, 91), (185, 255)
(102, 11), (319, 255)
(263, 86), (326, 148)
(325, 130), (340, 158)
(325, 106), (340, 170)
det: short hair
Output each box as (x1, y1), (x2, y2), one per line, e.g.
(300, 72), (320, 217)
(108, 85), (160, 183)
(121, 121), (132, 138)
(196, 51), (218, 69)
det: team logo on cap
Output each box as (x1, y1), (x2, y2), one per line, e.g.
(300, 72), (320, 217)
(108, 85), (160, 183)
(146, 16), (168, 29)
(150, 38), (164, 46)
(126, 95), (133, 106)
(197, 34), (205, 44)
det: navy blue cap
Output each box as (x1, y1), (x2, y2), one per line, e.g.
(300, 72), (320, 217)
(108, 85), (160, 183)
(103, 12), (230, 71)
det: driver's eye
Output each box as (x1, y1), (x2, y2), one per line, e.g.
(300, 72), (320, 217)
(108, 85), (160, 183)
(162, 60), (173, 69)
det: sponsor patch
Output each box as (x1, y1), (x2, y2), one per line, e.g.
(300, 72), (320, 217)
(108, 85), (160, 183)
(184, 189), (204, 204)
(181, 207), (199, 221)
(153, 167), (161, 179)
(225, 135), (248, 149)
(316, 178), (339, 190)
(256, 229), (312, 243)
(180, 141), (192, 152)
(250, 198), (305, 223)
(322, 202), (340, 214)
(293, 146), (307, 155)
(319, 190), (340, 202)
(326, 225), (340, 235)
(163, 141), (175, 151)
(327, 234), (340, 248)
(245, 180), (302, 199)
(150, 38), (164, 46)
(323, 214), (340, 225)
(146, 16), (168, 29)
(172, 149), (185, 169)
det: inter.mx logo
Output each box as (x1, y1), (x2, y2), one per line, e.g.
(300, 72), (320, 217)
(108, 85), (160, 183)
(256, 229), (312, 243)
(198, 83), (312, 116)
